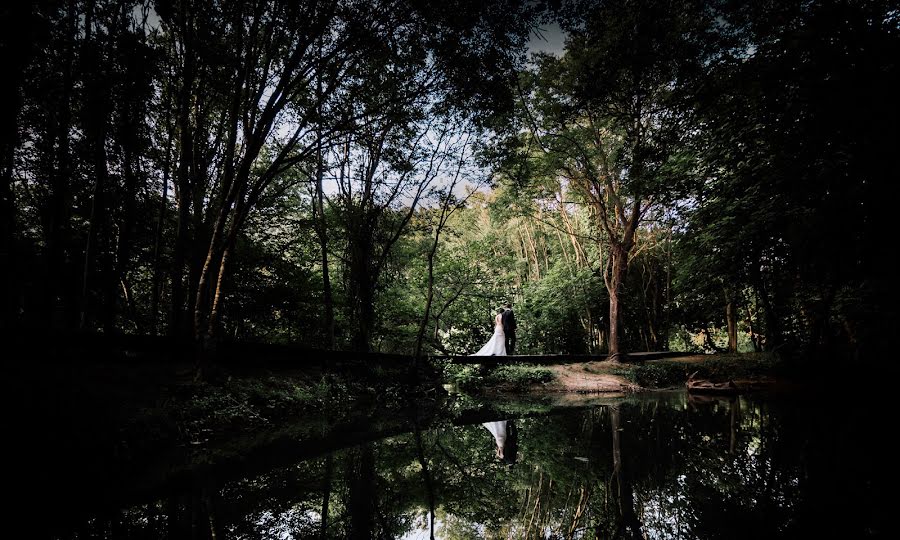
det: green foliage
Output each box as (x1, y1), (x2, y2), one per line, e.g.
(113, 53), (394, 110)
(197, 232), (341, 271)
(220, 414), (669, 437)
(171, 375), (338, 441)
(485, 364), (554, 390)
(444, 363), (483, 390)
(446, 362), (554, 393)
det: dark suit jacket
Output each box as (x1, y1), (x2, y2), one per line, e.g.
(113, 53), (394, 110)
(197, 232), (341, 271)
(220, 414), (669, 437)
(501, 309), (517, 332)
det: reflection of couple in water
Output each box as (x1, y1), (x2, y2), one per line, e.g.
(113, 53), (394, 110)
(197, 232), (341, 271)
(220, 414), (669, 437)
(482, 420), (517, 465)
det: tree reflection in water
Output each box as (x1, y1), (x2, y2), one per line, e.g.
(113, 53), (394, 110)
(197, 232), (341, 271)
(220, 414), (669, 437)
(44, 392), (887, 539)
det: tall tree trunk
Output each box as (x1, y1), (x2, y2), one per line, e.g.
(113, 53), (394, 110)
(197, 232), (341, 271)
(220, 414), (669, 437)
(170, 181), (190, 336)
(607, 244), (628, 360)
(80, 133), (109, 331)
(169, 10), (195, 337)
(414, 232), (439, 360)
(113, 19), (145, 332)
(314, 43), (335, 349)
(315, 140), (335, 348)
(187, 169), (209, 338)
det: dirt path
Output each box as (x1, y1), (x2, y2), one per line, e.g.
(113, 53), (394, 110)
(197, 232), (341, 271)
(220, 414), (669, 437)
(541, 361), (639, 393)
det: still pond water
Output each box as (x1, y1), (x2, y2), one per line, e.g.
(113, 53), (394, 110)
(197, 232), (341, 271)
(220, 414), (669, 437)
(42, 390), (888, 539)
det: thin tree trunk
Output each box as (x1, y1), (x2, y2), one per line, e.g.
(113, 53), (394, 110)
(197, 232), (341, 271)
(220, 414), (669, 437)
(663, 224), (672, 349)
(169, 7), (195, 337)
(314, 40), (335, 349)
(113, 22), (145, 332)
(45, 0), (77, 328)
(80, 137), (109, 330)
(726, 298), (738, 353)
(415, 220), (443, 359)
(0, 130), (14, 327)
(315, 133), (335, 348)
(80, 0), (111, 330)
(151, 102), (173, 335)
(188, 171), (210, 339)
(206, 243), (231, 341)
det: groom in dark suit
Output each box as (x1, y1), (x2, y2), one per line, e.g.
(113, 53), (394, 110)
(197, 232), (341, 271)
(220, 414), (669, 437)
(501, 303), (517, 355)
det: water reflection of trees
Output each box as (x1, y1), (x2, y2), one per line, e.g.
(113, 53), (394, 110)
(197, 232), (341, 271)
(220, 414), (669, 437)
(54, 393), (884, 539)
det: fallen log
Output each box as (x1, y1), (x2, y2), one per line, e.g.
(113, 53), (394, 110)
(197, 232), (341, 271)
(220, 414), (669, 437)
(686, 371), (738, 395)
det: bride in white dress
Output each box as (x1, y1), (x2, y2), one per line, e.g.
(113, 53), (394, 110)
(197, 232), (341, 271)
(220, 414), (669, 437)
(470, 308), (507, 356)
(482, 419), (517, 463)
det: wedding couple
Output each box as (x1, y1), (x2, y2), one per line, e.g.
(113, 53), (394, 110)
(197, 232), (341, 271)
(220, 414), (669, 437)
(471, 303), (517, 356)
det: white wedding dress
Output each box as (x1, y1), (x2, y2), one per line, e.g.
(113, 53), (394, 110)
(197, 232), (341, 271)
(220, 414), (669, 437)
(471, 313), (506, 356)
(482, 421), (507, 447)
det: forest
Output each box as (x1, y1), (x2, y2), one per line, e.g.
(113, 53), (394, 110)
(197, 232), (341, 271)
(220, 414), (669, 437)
(2, 0), (898, 365)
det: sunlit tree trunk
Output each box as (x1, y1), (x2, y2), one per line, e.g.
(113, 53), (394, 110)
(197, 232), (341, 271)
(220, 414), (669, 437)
(607, 242), (632, 360)
(726, 298), (738, 353)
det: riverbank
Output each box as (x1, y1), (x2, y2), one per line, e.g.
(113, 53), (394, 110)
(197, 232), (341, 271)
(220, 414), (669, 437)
(449, 352), (787, 395)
